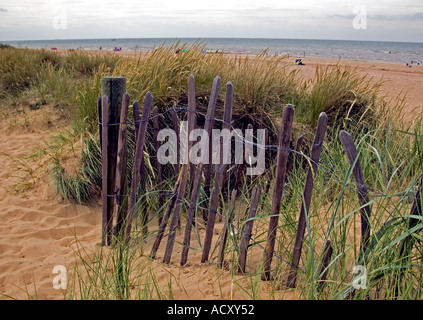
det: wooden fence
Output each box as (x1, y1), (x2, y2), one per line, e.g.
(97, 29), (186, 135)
(97, 75), (422, 290)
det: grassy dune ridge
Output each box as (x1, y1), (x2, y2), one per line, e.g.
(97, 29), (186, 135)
(1, 42), (422, 299)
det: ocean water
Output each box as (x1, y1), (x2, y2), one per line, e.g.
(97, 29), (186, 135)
(3, 38), (423, 64)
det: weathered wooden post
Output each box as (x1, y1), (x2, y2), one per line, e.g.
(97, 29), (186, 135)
(97, 97), (103, 150)
(238, 186), (262, 273)
(203, 119), (215, 225)
(150, 172), (181, 259)
(245, 124), (254, 187)
(150, 75), (197, 260)
(286, 112), (328, 288)
(217, 189), (238, 268)
(200, 82), (233, 263)
(261, 104), (294, 281)
(188, 76), (197, 196)
(153, 106), (164, 212)
(180, 75), (221, 266)
(113, 92), (130, 239)
(318, 240), (333, 290)
(101, 76), (126, 246)
(171, 107), (180, 178)
(126, 92), (153, 243)
(133, 100), (140, 141)
(162, 164), (189, 263)
(339, 130), (371, 253)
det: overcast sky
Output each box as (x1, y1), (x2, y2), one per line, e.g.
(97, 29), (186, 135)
(0, 0), (422, 42)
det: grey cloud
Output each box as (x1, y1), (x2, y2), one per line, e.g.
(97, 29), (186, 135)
(329, 14), (356, 19)
(371, 12), (423, 21)
(329, 12), (423, 21)
(0, 8), (8, 13)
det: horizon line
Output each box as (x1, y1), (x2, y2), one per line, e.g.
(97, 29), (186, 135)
(2, 36), (423, 45)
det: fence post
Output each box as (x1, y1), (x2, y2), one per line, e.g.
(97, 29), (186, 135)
(203, 119), (214, 225)
(201, 82), (233, 263)
(153, 106), (164, 213)
(162, 164), (189, 263)
(217, 189), (238, 268)
(318, 240), (333, 290)
(171, 107), (180, 178)
(287, 112), (328, 288)
(133, 100), (148, 230)
(180, 75), (221, 266)
(126, 92), (153, 243)
(97, 97), (102, 150)
(151, 75), (197, 261)
(188, 76), (197, 196)
(101, 76), (126, 246)
(113, 92), (130, 239)
(339, 130), (371, 253)
(150, 169), (183, 259)
(133, 100), (140, 141)
(238, 186), (262, 273)
(261, 104), (294, 281)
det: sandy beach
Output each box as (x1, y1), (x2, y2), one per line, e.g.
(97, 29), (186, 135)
(0, 48), (422, 299)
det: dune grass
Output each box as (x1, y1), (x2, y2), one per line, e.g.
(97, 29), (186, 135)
(1, 43), (422, 300)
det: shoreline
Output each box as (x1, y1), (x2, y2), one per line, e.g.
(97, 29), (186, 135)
(52, 47), (421, 65)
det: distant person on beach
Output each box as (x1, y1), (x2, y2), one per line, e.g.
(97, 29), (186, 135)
(294, 58), (304, 65)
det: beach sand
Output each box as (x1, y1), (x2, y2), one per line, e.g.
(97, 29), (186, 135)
(0, 49), (422, 299)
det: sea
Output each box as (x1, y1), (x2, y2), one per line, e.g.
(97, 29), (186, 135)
(3, 38), (423, 65)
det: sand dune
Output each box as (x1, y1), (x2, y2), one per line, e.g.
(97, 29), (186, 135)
(0, 108), (101, 299)
(0, 51), (422, 299)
